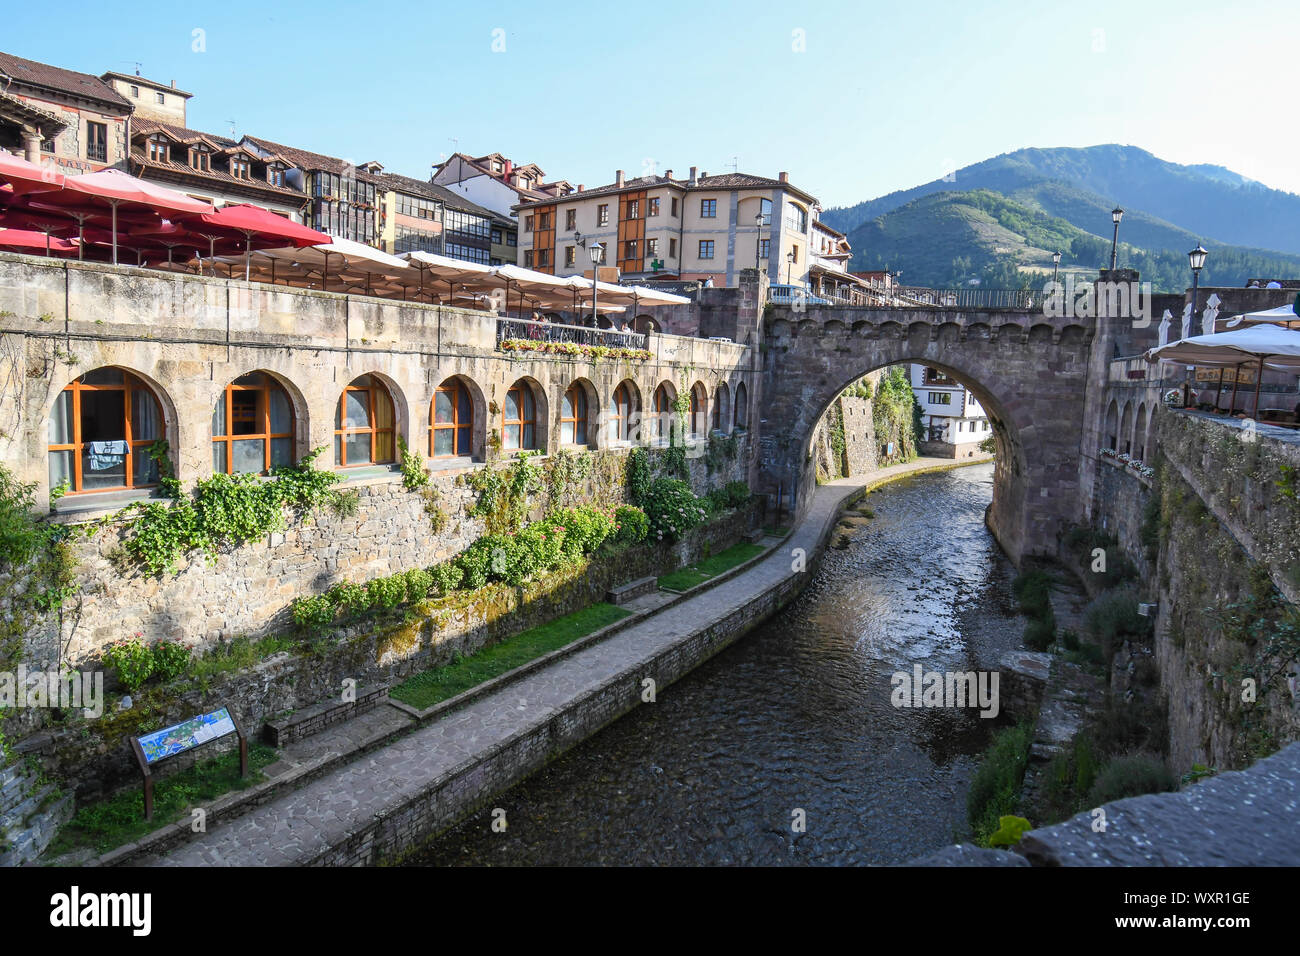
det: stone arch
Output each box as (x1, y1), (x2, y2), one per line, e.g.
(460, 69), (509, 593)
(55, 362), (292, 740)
(1104, 398), (1119, 450)
(648, 380), (677, 445)
(633, 314), (659, 334)
(607, 378), (642, 447)
(689, 380), (709, 439)
(503, 375), (548, 453)
(210, 369), (307, 476)
(335, 372), (405, 468)
(1133, 403), (1148, 461)
(430, 373), (484, 461)
(712, 381), (731, 434)
(1119, 400), (1133, 455)
(734, 381), (749, 430)
(558, 376), (598, 449)
(1028, 323), (1055, 344)
(46, 365), (175, 495)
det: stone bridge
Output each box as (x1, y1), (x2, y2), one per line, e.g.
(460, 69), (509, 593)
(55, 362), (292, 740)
(758, 305), (1096, 563)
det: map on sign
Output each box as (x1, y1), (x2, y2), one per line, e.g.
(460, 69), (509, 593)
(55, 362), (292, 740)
(138, 708), (236, 764)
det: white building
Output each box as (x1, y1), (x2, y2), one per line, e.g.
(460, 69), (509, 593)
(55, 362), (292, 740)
(910, 365), (990, 456)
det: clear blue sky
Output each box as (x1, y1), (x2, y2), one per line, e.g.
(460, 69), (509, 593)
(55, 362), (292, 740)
(7, 0), (1297, 207)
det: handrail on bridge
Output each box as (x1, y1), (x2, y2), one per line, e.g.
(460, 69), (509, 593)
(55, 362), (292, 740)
(766, 284), (1048, 311)
(495, 317), (649, 351)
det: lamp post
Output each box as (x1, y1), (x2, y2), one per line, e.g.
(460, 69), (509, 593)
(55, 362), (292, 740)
(754, 212), (765, 272)
(1052, 250), (1061, 285)
(1185, 243), (1208, 407)
(589, 240), (604, 327)
(1109, 207), (1123, 271)
(786, 250), (795, 286)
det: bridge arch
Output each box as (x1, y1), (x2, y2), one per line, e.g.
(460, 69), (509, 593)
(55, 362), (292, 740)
(758, 305), (1092, 563)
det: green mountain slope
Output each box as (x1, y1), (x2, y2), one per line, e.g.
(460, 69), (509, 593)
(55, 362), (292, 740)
(846, 189), (1300, 293)
(823, 145), (1300, 257)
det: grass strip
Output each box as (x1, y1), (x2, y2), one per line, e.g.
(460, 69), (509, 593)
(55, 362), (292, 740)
(390, 602), (631, 710)
(46, 742), (279, 858)
(657, 542), (765, 592)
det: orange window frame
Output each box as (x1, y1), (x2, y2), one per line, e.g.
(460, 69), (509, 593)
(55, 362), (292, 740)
(212, 377), (294, 475)
(560, 384), (588, 445)
(49, 371), (161, 494)
(503, 384), (536, 450)
(431, 380), (472, 458)
(336, 379), (396, 467)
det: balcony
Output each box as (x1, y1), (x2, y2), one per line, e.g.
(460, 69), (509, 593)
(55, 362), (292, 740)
(495, 317), (649, 351)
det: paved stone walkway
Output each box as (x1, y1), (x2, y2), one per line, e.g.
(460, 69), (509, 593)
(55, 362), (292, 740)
(145, 457), (966, 866)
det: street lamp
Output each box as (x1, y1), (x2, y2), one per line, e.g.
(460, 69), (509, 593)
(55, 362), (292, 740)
(1109, 207), (1124, 271)
(1184, 243), (1209, 406)
(589, 240), (604, 327)
(754, 211), (765, 272)
(786, 250), (796, 285)
(1052, 250), (1061, 285)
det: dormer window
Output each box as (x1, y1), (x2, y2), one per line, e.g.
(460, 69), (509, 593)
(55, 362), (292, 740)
(188, 146), (210, 172)
(147, 134), (170, 163)
(268, 163), (286, 187)
(230, 155), (251, 180)
(492, 161), (503, 173)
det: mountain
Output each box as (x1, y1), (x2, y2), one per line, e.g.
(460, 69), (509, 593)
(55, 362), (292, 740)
(823, 145), (1300, 257)
(845, 188), (1300, 293)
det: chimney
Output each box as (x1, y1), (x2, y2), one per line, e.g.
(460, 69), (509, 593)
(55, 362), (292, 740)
(577, 184), (584, 192)
(171, 80), (176, 89)
(778, 171), (789, 184)
(688, 166), (697, 185)
(615, 169), (625, 187)
(503, 159), (513, 178)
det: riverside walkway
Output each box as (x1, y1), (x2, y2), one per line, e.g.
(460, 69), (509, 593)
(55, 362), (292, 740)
(145, 456), (974, 866)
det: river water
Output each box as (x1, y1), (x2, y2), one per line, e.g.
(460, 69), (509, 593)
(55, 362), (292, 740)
(415, 462), (1021, 866)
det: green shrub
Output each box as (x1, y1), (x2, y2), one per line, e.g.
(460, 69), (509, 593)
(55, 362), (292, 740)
(1061, 628), (1080, 650)
(101, 637), (155, 693)
(1024, 616), (1056, 650)
(625, 447), (652, 506)
(1083, 588), (1151, 657)
(968, 722), (1033, 845)
(614, 505), (649, 543)
(643, 478), (706, 542)
(549, 505), (616, 555)
(455, 539), (493, 590)
(150, 640), (191, 683)
(291, 595), (334, 634)
(1012, 570), (1053, 618)
(366, 575), (407, 610)
(403, 568), (434, 602)
(1086, 754), (1177, 805)
(430, 562), (464, 594)
(327, 581), (369, 615)
(723, 481), (751, 508)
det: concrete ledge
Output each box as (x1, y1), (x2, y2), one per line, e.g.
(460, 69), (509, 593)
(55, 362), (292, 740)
(264, 684), (389, 747)
(605, 575), (657, 605)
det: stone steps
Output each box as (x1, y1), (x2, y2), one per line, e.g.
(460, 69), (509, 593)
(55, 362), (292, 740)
(0, 766), (74, 867)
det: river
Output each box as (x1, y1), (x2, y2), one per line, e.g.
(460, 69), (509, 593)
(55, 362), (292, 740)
(414, 462), (1020, 866)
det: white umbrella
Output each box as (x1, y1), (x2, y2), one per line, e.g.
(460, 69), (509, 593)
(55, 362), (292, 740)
(1201, 293), (1221, 336)
(1224, 303), (1300, 329)
(1146, 323), (1300, 418)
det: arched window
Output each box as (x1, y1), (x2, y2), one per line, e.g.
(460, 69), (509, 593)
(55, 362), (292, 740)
(690, 383), (707, 438)
(560, 383), (589, 445)
(652, 383), (675, 444)
(503, 380), (536, 450)
(1134, 404), (1148, 461)
(734, 382), (748, 430)
(609, 381), (635, 444)
(49, 367), (162, 493)
(1104, 399), (1118, 451)
(758, 198), (772, 226)
(431, 378), (473, 458)
(712, 383), (731, 434)
(335, 375), (396, 467)
(212, 372), (295, 475)
(1119, 403), (1133, 456)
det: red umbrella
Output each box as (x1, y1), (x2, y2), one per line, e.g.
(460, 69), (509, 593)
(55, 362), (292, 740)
(173, 204), (328, 279)
(0, 152), (64, 195)
(2, 198), (159, 260)
(12, 168), (212, 266)
(0, 227), (77, 256)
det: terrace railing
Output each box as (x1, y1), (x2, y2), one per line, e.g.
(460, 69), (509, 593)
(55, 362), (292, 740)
(496, 317), (649, 351)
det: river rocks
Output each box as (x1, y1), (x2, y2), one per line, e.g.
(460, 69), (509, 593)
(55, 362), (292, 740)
(907, 844), (1030, 867)
(997, 650), (1052, 721)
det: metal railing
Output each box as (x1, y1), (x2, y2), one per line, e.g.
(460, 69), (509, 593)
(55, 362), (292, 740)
(496, 317), (649, 350)
(766, 283), (1047, 311)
